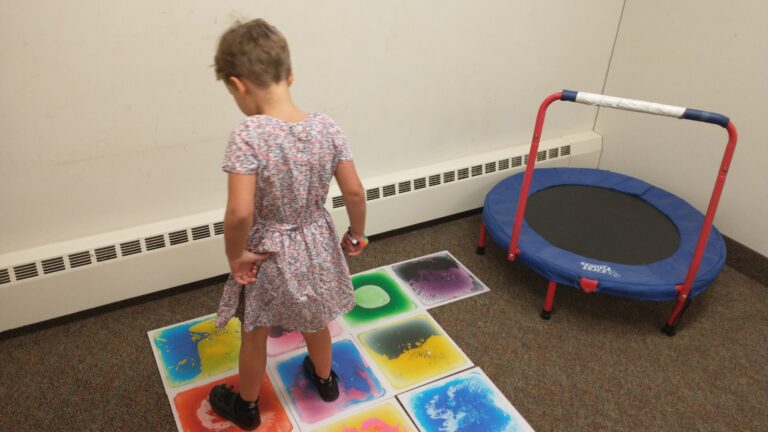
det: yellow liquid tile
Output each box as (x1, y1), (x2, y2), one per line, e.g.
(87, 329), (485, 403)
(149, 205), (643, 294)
(366, 335), (466, 389)
(190, 318), (241, 377)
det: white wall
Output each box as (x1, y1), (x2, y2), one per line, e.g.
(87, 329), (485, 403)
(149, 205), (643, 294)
(596, 0), (768, 256)
(0, 0), (624, 254)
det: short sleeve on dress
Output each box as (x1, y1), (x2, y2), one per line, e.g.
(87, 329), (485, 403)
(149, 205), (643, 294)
(328, 119), (353, 166)
(222, 125), (258, 174)
(336, 138), (353, 162)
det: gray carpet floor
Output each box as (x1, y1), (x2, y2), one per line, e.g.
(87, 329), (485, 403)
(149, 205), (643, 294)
(1, 214), (766, 431)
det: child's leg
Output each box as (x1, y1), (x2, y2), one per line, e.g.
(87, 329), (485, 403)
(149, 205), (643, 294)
(208, 325), (268, 430)
(301, 325), (339, 402)
(239, 326), (271, 400)
(302, 325), (332, 379)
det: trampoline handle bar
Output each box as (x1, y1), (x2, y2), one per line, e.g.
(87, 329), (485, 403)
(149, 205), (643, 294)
(561, 90), (730, 128)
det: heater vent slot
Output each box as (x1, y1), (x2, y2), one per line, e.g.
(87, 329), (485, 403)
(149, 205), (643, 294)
(457, 168), (469, 180)
(471, 165), (483, 177)
(332, 196), (345, 208)
(191, 225), (211, 241)
(498, 159), (510, 170)
(524, 154), (529, 165)
(120, 240), (142, 256)
(14, 263), (38, 280)
(443, 171), (456, 183)
(382, 184), (396, 197)
(169, 230), (189, 246)
(485, 162), (497, 173)
(42, 257), (66, 274)
(414, 178), (427, 190)
(549, 148), (559, 159)
(537, 150), (547, 162)
(213, 222), (225, 236)
(145, 235), (166, 251)
(366, 188), (381, 201)
(511, 156), (522, 167)
(68, 251), (92, 268)
(429, 174), (441, 187)
(0, 269), (10, 285)
(398, 181), (412, 194)
(95, 246), (117, 262)
(561, 145), (571, 156)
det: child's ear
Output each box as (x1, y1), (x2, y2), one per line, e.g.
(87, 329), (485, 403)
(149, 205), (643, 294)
(287, 73), (294, 86)
(228, 76), (247, 94)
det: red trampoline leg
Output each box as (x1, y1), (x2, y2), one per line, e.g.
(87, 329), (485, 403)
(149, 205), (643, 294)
(664, 121), (735, 336)
(541, 281), (557, 320)
(476, 223), (487, 255)
(662, 290), (692, 336)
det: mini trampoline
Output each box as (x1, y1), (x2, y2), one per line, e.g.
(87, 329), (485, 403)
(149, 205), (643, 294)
(477, 90), (738, 335)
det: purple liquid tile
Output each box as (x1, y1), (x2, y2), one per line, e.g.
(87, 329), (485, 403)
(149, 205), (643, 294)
(392, 252), (488, 306)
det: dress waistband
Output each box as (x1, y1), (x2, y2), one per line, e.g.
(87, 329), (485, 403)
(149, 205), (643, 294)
(253, 209), (329, 232)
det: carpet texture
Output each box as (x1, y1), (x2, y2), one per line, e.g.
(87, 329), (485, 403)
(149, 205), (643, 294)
(1, 214), (766, 431)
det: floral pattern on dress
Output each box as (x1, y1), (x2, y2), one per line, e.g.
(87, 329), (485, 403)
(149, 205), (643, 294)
(215, 112), (355, 333)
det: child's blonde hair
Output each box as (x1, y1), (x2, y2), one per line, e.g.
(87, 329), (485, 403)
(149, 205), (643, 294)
(214, 19), (292, 87)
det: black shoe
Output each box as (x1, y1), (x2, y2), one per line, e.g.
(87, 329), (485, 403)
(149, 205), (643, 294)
(208, 384), (260, 430)
(302, 356), (340, 402)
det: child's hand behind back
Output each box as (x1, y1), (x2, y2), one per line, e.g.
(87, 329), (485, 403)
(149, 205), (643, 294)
(229, 251), (270, 285)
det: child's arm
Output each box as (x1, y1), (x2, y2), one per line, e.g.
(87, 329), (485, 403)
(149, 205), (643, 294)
(334, 161), (367, 256)
(224, 173), (267, 284)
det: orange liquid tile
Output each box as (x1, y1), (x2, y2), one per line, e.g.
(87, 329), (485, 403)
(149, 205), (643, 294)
(173, 373), (293, 431)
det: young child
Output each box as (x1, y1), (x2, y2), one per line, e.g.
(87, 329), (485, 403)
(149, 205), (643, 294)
(208, 19), (368, 429)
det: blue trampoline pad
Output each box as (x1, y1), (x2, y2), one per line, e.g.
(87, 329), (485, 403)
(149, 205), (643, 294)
(483, 168), (726, 301)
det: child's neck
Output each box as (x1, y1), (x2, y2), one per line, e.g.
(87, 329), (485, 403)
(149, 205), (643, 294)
(253, 83), (307, 123)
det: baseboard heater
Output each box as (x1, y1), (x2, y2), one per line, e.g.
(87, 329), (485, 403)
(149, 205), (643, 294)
(0, 131), (601, 331)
